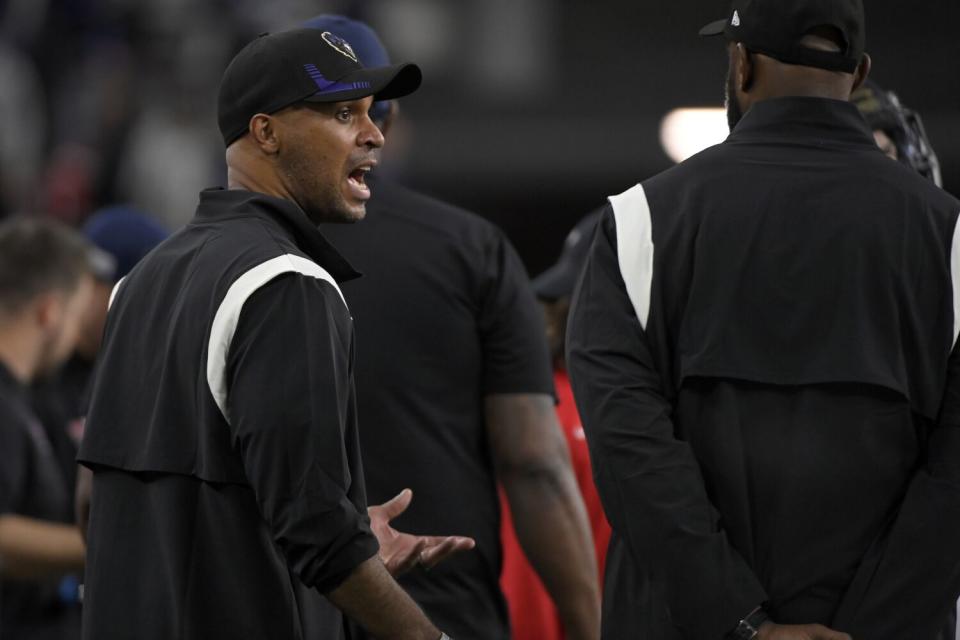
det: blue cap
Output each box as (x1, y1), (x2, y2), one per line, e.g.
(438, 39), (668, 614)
(302, 15), (393, 122)
(82, 206), (169, 281)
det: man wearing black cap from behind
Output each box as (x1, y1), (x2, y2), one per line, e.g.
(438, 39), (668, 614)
(77, 28), (459, 640)
(568, 1), (960, 639)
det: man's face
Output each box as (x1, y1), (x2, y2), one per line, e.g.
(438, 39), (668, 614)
(36, 275), (95, 376)
(276, 96), (384, 224)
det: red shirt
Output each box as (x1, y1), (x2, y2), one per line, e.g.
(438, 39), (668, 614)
(499, 369), (611, 639)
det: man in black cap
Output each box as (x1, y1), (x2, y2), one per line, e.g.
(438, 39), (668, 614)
(305, 14), (601, 640)
(78, 28), (460, 640)
(32, 207), (169, 521)
(567, 0), (960, 639)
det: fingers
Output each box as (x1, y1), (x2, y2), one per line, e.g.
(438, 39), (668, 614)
(807, 624), (852, 640)
(419, 535), (476, 549)
(758, 623), (852, 640)
(418, 536), (477, 569)
(373, 488), (413, 522)
(384, 536), (427, 577)
(380, 529), (476, 577)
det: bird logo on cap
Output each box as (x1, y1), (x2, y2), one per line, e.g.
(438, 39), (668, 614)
(731, 10), (741, 26)
(321, 31), (359, 62)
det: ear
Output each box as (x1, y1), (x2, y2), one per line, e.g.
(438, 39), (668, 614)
(735, 43), (754, 92)
(248, 113), (281, 155)
(34, 291), (65, 331)
(850, 53), (872, 94)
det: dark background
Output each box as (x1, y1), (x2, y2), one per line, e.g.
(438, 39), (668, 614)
(2, 0), (957, 277)
(390, 0), (960, 275)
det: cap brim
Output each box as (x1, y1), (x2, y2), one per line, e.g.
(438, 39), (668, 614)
(698, 18), (728, 37)
(87, 246), (118, 282)
(303, 62), (422, 104)
(532, 263), (577, 301)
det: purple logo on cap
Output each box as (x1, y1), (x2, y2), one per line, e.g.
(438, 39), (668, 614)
(321, 31), (358, 62)
(304, 64), (372, 94)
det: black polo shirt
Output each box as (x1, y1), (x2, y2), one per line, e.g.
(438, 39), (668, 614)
(78, 189), (378, 640)
(322, 177), (554, 640)
(568, 97), (960, 639)
(0, 361), (80, 639)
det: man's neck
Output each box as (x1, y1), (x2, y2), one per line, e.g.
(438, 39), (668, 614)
(224, 143), (296, 204)
(0, 323), (40, 384)
(751, 55), (855, 103)
(226, 172), (291, 201)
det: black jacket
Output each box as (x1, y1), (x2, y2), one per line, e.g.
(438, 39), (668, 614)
(568, 97), (960, 640)
(78, 188), (378, 639)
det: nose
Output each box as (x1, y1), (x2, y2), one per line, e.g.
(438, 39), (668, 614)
(359, 115), (385, 150)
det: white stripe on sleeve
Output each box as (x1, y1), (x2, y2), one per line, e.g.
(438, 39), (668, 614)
(206, 254), (346, 421)
(108, 276), (127, 310)
(608, 184), (655, 329)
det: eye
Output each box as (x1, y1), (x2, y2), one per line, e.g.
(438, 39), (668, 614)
(336, 107), (352, 123)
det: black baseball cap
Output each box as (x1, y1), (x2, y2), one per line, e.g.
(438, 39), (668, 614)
(533, 212), (602, 301)
(218, 28), (422, 146)
(699, 0), (865, 73)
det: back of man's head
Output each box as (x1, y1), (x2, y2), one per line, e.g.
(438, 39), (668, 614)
(700, 0), (866, 74)
(0, 217), (92, 321)
(701, 0), (871, 122)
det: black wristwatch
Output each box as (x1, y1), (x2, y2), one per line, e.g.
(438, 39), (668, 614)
(729, 605), (770, 640)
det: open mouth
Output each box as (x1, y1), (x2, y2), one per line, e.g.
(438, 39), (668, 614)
(348, 167), (369, 186)
(346, 165), (373, 201)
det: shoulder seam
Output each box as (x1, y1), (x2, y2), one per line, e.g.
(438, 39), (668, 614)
(206, 254), (346, 422)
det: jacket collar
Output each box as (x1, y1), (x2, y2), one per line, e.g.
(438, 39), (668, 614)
(195, 188), (361, 283)
(728, 96), (877, 148)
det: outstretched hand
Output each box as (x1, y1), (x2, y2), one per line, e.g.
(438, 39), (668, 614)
(368, 489), (476, 577)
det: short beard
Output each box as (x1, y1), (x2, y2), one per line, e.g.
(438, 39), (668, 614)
(725, 68), (744, 132)
(277, 143), (360, 226)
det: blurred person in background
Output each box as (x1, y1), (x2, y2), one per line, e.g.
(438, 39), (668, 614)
(852, 78), (943, 187)
(32, 206), (169, 534)
(310, 15), (601, 640)
(77, 28), (467, 640)
(74, 207), (170, 377)
(499, 211), (611, 640)
(0, 217), (95, 640)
